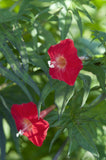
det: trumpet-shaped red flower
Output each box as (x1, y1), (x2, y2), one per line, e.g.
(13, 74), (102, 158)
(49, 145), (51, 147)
(48, 39), (83, 86)
(11, 102), (55, 147)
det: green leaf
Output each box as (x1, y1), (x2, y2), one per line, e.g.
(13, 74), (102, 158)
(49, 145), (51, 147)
(84, 64), (105, 91)
(78, 6), (93, 23)
(29, 53), (49, 77)
(0, 63), (33, 101)
(79, 74), (91, 107)
(73, 9), (82, 36)
(0, 9), (16, 23)
(74, 124), (99, 157)
(37, 22), (56, 48)
(0, 95), (20, 153)
(86, 122), (97, 138)
(92, 30), (106, 47)
(55, 82), (74, 114)
(76, 38), (100, 56)
(0, 43), (40, 96)
(18, 0), (34, 19)
(71, 88), (85, 110)
(68, 138), (79, 156)
(86, 99), (106, 120)
(68, 124), (80, 156)
(68, 128), (73, 156)
(53, 138), (68, 160)
(0, 84), (34, 108)
(0, 116), (6, 160)
(9, 26), (29, 71)
(59, 7), (72, 39)
(49, 128), (63, 151)
(0, 24), (29, 71)
(37, 80), (58, 115)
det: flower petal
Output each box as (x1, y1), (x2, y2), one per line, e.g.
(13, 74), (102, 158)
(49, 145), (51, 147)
(11, 102), (38, 131)
(48, 39), (75, 60)
(23, 118), (49, 146)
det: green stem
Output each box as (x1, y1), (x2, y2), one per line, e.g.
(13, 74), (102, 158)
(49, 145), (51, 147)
(53, 137), (69, 160)
(80, 93), (106, 114)
(89, 93), (106, 108)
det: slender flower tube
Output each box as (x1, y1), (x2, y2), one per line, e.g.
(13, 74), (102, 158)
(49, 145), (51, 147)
(48, 39), (83, 86)
(11, 102), (56, 147)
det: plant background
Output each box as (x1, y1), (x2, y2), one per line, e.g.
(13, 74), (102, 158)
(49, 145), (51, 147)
(0, 0), (106, 160)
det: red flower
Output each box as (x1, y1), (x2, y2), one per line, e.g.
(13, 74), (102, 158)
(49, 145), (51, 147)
(48, 39), (83, 86)
(11, 102), (55, 147)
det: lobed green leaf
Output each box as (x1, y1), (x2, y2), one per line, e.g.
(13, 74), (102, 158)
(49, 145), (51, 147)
(74, 124), (99, 157)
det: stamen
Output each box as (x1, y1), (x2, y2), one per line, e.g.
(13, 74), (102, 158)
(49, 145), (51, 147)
(16, 120), (32, 137)
(48, 61), (56, 68)
(56, 56), (66, 69)
(16, 130), (24, 137)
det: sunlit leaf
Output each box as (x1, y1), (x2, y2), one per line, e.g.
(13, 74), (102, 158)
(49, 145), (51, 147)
(73, 9), (82, 36)
(0, 95), (20, 153)
(79, 74), (91, 107)
(84, 64), (105, 91)
(55, 82), (74, 114)
(59, 7), (72, 39)
(0, 43), (40, 96)
(0, 116), (6, 160)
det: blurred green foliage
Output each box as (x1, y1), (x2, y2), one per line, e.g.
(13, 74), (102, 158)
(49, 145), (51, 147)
(0, 0), (106, 160)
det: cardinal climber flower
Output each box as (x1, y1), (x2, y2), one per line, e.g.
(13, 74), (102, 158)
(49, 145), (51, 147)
(48, 39), (83, 86)
(11, 102), (56, 147)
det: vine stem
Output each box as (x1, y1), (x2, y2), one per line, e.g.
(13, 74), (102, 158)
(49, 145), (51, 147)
(53, 137), (69, 160)
(88, 93), (106, 109)
(79, 93), (106, 114)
